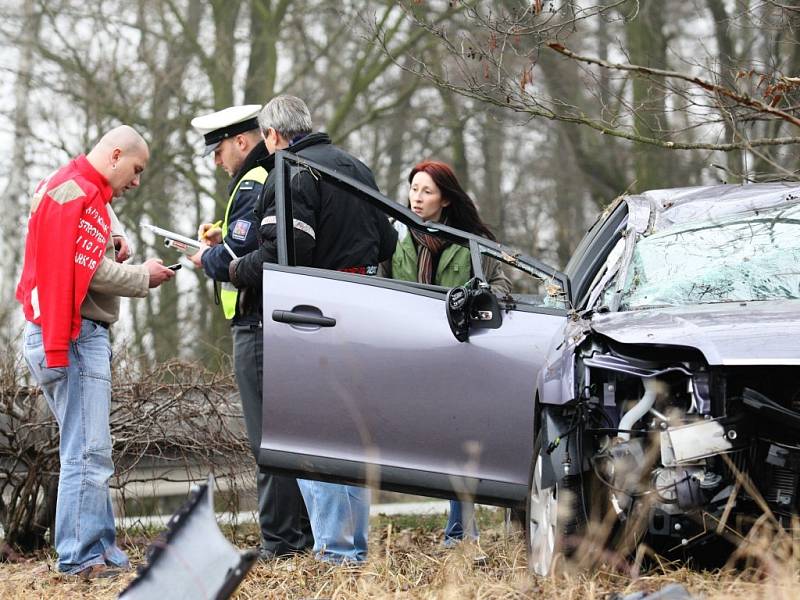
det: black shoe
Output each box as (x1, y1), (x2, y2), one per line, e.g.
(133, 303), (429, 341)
(259, 546), (310, 563)
(258, 547), (278, 561)
(259, 547), (300, 561)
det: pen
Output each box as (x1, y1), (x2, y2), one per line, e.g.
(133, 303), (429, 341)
(203, 219), (223, 240)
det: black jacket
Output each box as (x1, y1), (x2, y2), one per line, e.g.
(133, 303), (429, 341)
(201, 142), (267, 325)
(230, 133), (397, 308)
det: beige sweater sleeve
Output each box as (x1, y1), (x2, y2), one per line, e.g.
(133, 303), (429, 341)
(81, 225), (149, 324)
(81, 257), (147, 324)
(90, 257), (149, 298)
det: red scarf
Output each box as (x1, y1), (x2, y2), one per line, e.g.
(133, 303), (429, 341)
(16, 155), (112, 367)
(411, 225), (450, 285)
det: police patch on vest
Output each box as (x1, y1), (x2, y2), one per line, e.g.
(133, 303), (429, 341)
(238, 180), (256, 190)
(230, 220), (251, 240)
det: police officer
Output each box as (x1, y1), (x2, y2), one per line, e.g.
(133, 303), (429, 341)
(190, 105), (313, 559)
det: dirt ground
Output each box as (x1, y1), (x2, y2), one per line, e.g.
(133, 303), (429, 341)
(1, 510), (798, 599)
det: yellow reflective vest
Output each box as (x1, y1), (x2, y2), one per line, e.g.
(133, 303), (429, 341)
(220, 166), (267, 319)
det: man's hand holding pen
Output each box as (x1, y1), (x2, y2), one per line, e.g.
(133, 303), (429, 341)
(189, 220), (222, 267)
(198, 219), (223, 246)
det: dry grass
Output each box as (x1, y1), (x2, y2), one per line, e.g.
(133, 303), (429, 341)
(2, 510), (800, 599)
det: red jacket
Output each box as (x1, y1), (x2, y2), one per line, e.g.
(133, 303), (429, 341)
(16, 155), (112, 367)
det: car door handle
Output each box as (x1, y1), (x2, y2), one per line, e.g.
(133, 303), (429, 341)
(272, 309), (336, 327)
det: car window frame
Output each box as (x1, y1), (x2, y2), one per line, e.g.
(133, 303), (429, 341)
(273, 150), (570, 306)
(564, 199), (629, 309)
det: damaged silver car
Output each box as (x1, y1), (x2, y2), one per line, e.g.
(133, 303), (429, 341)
(257, 152), (800, 575)
(533, 184), (800, 574)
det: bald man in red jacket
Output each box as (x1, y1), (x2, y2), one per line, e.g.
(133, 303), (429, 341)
(17, 126), (174, 579)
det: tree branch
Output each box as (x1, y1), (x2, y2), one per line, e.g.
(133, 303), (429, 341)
(547, 42), (800, 129)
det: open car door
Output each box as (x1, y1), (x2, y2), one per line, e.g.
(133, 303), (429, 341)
(259, 152), (570, 506)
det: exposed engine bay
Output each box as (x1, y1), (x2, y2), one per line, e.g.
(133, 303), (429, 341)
(554, 337), (800, 553)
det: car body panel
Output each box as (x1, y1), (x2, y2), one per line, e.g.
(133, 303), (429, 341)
(538, 319), (586, 406)
(260, 265), (566, 503)
(591, 300), (800, 365)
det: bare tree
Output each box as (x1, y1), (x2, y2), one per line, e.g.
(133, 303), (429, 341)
(0, 3), (41, 346)
(374, 1), (800, 178)
(10, 0), (793, 357)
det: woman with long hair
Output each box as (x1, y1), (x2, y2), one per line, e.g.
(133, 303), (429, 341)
(386, 160), (508, 545)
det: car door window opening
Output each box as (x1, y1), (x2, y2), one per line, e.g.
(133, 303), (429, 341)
(272, 151), (569, 305)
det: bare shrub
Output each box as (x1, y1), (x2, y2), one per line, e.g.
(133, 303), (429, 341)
(0, 348), (250, 555)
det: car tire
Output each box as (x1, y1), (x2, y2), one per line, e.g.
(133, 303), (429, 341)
(525, 432), (588, 576)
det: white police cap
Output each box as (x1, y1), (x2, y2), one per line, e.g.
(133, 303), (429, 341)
(191, 104), (262, 157)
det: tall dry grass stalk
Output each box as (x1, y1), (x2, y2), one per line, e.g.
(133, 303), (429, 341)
(1, 511), (799, 599)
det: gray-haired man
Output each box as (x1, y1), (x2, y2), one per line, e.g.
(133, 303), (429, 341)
(229, 95), (397, 562)
(189, 105), (313, 560)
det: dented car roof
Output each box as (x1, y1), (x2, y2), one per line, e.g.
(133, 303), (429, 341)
(632, 182), (800, 234)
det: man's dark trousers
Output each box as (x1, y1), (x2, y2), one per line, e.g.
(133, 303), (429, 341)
(232, 324), (313, 555)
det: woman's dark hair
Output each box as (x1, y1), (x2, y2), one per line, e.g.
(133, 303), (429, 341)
(408, 160), (496, 241)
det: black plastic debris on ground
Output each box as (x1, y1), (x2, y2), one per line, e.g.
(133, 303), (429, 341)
(119, 475), (258, 600)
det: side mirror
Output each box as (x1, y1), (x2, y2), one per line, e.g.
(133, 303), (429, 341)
(445, 279), (503, 342)
(446, 285), (470, 342)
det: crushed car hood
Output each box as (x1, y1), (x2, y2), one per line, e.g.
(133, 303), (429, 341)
(590, 300), (800, 366)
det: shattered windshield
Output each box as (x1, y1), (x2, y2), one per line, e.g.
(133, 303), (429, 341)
(613, 202), (800, 310)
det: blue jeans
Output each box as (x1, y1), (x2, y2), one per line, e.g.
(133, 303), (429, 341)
(22, 320), (129, 574)
(444, 500), (479, 546)
(297, 480), (369, 563)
